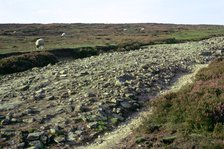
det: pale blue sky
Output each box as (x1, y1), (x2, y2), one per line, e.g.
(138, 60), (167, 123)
(0, 0), (223, 24)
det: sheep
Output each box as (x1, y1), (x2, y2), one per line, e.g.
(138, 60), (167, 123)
(140, 27), (145, 31)
(123, 28), (127, 31)
(61, 32), (66, 38)
(35, 38), (44, 50)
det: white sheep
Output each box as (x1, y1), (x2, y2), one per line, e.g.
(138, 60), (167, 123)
(61, 32), (66, 37)
(35, 38), (44, 50)
(123, 28), (127, 31)
(140, 27), (145, 31)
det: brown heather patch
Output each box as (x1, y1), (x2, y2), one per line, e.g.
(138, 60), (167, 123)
(0, 52), (58, 74)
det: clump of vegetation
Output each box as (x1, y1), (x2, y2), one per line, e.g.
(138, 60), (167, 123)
(0, 52), (58, 74)
(127, 58), (224, 148)
(117, 42), (142, 51)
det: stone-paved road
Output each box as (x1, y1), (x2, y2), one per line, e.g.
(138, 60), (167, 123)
(0, 37), (224, 148)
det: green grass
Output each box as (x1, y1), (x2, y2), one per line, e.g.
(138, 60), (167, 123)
(170, 27), (224, 41)
(1, 23), (224, 54)
(130, 58), (224, 148)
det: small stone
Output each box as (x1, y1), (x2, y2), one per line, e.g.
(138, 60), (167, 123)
(66, 106), (74, 113)
(34, 89), (46, 100)
(18, 85), (29, 91)
(50, 128), (56, 135)
(67, 132), (76, 141)
(111, 98), (117, 104)
(0, 115), (5, 120)
(16, 142), (25, 148)
(162, 136), (176, 144)
(24, 108), (38, 115)
(120, 101), (132, 109)
(116, 74), (134, 85)
(0, 138), (7, 142)
(125, 93), (135, 99)
(11, 118), (18, 123)
(75, 130), (83, 135)
(60, 74), (67, 78)
(54, 136), (65, 143)
(40, 134), (48, 144)
(85, 92), (96, 98)
(29, 140), (43, 148)
(59, 70), (67, 74)
(50, 125), (61, 135)
(6, 112), (13, 119)
(1, 130), (15, 138)
(1, 119), (11, 125)
(113, 114), (125, 121)
(76, 104), (90, 112)
(27, 132), (44, 141)
(68, 98), (74, 102)
(34, 117), (44, 124)
(80, 71), (89, 76)
(23, 118), (35, 123)
(87, 122), (98, 129)
(46, 95), (55, 100)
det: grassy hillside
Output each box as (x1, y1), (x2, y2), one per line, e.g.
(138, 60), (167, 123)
(1, 23), (224, 54)
(120, 58), (224, 148)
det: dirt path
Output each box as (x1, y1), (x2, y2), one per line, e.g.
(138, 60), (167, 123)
(77, 64), (208, 149)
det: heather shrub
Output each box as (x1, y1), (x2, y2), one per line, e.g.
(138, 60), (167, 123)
(117, 42), (142, 51)
(139, 58), (224, 147)
(0, 52), (58, 74)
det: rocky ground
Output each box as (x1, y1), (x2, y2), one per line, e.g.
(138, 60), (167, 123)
(79, 64), (208, 149)
(0, 37), (224, 148)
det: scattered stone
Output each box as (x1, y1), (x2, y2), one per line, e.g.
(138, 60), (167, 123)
(34, 89), (46, 100)
(113, 114), (125, 121)
(162, 136), (176, 144)
(23, 118), (35, 123)
(116, 74), (135, 86)
(1, 119), (11, 125)
(50, 128), (57, 135)
(87, 122), (98, 129)
(46, 95), (55, 100)
(40, 134), (48, 144)
(60, 74), (67, 78)
(11, 118), (18, 123)
(67, 132), (76, 142)
(75, 130), (83, 135)
(27, 132), (44, 141)
(29, 140), (43, 148)
(85, 92), (96, 97)
(80, 71), (89, 76)
(54, 136), (65, 144)
(24, 108), (39, 115)
(66, 106), (74, 113)
(76, 104), (90, 112)
(1, 36), (224, 148)
(59, 70), (67, 74)
(18, 85), (29, 91)
(120, 101), (132, 109)
(0, 115), (5, 120)
(16, 142), (25, 148)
